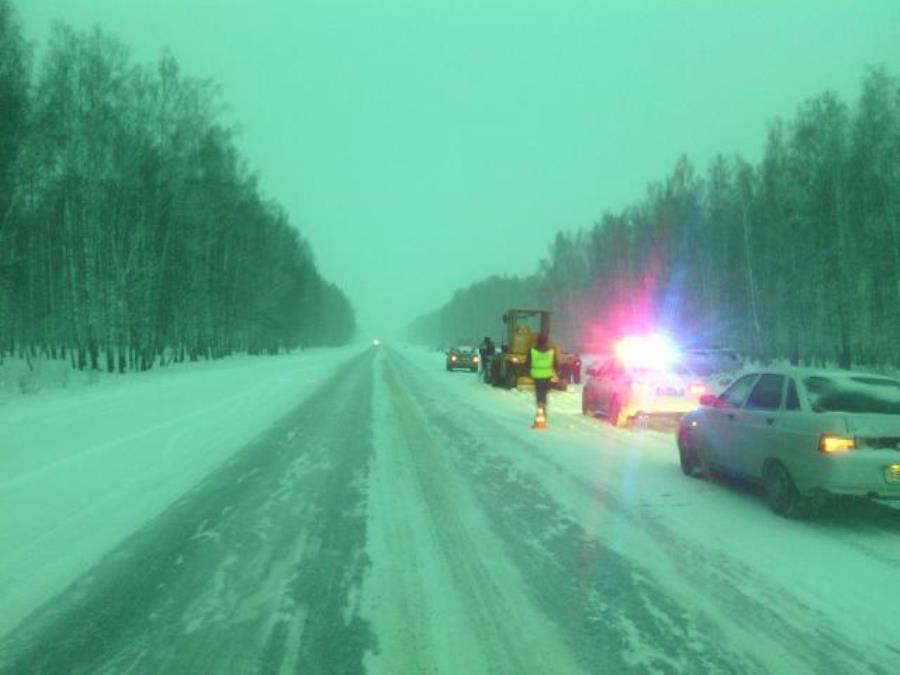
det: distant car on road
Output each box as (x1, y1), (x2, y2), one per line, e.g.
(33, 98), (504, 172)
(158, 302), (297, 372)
(677, 368), (900, 517)
(446, 346), (479, 372)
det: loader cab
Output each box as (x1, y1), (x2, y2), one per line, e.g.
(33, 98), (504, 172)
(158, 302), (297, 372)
(502, 310), (551, 353)
(487, 309), (567, 391)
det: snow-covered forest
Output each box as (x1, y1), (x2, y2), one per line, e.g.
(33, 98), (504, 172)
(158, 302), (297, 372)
(0, 2), (356, 374)
(409, 67), (900, 369)
(406, 275), (541, 347)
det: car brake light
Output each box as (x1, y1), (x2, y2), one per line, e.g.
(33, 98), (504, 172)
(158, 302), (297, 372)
(689, 384), (706, 396)
(818, 434), (854, 454)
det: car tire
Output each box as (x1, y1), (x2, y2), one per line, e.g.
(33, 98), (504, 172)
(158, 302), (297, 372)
(677, 428), (705, 478)
(763, 460), (811, 518)
(608, 396), (623, 427)
(504, 368), (517, 389)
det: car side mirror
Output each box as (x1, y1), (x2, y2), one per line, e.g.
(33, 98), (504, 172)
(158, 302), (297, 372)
(699, 394), (720, 407)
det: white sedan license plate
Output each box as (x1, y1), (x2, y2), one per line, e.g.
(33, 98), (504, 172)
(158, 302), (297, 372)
(886, 465), (900, 483)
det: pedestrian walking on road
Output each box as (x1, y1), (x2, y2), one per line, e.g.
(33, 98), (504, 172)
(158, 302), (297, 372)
(527, 333), (557, 429)
(479, 336), (495, 378)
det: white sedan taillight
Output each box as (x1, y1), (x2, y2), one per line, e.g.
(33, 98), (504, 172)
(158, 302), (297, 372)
(818, 433), (854, 454)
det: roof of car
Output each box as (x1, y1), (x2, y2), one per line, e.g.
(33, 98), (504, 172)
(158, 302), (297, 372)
(733, 366), (899, 382)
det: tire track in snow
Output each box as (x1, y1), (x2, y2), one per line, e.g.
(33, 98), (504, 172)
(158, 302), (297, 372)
(0, 350), (377, 675)
(387, 352), (755, 674)
(360, 352), (581, 674)
(388, 349), (891, 675)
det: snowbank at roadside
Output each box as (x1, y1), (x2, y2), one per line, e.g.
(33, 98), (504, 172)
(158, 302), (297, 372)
(0, 346), (362, 638)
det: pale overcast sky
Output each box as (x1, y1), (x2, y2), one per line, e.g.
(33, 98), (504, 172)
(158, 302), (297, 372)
(15, 0), (900, 334)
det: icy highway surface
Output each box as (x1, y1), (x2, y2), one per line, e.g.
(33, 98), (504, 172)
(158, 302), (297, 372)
(1, 346), (898, 674)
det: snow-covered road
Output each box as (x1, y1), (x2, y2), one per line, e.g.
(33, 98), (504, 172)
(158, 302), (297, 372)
(1, 346), (898, 674)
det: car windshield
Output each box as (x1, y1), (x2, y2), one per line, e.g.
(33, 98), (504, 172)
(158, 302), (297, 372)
(804, 376), (900, 414)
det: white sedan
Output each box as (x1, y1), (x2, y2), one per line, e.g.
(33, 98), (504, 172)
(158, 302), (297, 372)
(677, 367), (900, 517)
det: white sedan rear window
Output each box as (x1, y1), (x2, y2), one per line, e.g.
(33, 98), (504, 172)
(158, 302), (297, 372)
(804, 376), (900, 415)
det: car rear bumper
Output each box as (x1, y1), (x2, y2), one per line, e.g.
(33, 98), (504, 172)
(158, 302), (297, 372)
(625, 395), (699, 420)
(793, 451), (900, 499)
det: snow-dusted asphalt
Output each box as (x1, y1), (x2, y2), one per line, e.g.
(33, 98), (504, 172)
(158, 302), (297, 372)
(1, 346), (898, 674)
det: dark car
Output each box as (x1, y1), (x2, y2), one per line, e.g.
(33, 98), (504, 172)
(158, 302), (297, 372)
(446, 346), (479, 372)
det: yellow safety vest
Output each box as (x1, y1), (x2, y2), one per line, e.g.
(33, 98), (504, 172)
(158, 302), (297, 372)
(530, 347), (555, 379)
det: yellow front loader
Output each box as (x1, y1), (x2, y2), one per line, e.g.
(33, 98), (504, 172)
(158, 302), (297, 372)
(486, 309), (569, 391)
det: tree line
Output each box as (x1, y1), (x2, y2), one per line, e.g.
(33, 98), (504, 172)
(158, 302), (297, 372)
(409, 66), (900, 369)
(406, 275), (540, 347)
(0, 1), (355, 373)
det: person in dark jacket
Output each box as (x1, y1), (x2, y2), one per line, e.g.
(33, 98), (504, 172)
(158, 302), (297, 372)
(527, 333), (556, 428)
(570, 353), (582, 384)
(479, 336), (495, 376)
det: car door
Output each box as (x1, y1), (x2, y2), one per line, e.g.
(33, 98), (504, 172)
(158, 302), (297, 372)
(608, 359), (630, 411)
(729, 374), (786, 478)
(698, 373), (759, 470)
(583, 362), (603, 410)
(592, 359), (617, 412)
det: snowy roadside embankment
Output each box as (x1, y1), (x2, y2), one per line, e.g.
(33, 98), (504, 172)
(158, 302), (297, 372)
(398, 346), (900, 673)
(0, 346), (362, 638)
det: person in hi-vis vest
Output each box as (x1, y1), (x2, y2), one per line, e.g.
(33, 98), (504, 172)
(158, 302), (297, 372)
(527, 333), (557, 428)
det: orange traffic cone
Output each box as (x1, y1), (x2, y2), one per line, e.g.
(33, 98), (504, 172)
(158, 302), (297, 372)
(532, 405), (547, 429)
